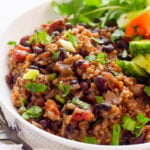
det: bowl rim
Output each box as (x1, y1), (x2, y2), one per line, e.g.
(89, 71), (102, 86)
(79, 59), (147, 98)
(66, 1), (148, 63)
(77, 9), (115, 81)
(0, 1), (150, 149)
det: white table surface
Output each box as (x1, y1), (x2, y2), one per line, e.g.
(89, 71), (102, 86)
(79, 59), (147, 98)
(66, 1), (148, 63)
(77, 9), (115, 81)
(0, 0), (47, 34)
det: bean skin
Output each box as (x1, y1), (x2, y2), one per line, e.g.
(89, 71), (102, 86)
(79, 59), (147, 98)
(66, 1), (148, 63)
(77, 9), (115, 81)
(102, 45), (115, 53)
(94, 76), (107, 92)
(20, 35), (30, 47)
(59, 48), (67, 61)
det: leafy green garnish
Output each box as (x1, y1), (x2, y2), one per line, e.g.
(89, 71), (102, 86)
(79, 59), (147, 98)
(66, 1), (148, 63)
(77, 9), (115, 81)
(111, 29), (125, 43)
(58, 81), (71, 97)
(19, 97), (27, 112)
(122, 113), (150, 137)
(95, 96), (104, 104)
(25, 82), (47, 93)
(22, 106), (43, 120)
(72, 97), (91, 110)
(54, 94), (66, 104)
(122, 115), (137, 132)
(111, 124), (121, 145)
(144, 86), (150, 97)
(50, 50), (60, 59)
(7, 41), (17, 46)
(23, 69), (39, 80)
(96, 53), (106, 64)
(52, 0), (148, 26)
(52, 0), (84, 25)
(112, 71), (119, 76)
(83, 136), (98, 144)
(64, 29), (78, 47)
(49, 73), (57, 81)
(29, 30), (51, 45)
(85, 55), (96, 61)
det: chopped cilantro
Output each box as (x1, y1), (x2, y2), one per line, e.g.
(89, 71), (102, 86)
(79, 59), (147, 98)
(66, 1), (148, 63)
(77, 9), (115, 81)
(95, 96), (104, 104)
(83, 136), (98, 144)
(7, 41), (17, 46)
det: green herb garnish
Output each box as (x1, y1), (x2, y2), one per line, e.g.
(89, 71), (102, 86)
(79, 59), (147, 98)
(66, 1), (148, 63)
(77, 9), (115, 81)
(96, 53), (106, 64)
(25, 82), (47, 93)
(49, 73), (57, 81)
(83, 136), (98, 144)
(50, 50), (60, 59)
(72, 97), (91, 110)
(144, 86), (150, 97)
(22, 106), (43, 120)
(58, 81), (71, 97)
(52, 0), (147, 26)
(91, 37), (104, 44)
(54, 94), (66, 104)
(95, 96), (104, 104)
(112, 124), (121, 145)
(29, 30), (51, 45)
(7, 41), (17, 46)
(19, 97), (27, 112)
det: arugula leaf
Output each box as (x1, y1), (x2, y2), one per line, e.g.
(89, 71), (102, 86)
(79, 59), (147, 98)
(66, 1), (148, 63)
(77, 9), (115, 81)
(58, 81), (71, 97)
(29, 30), (51, 45)
(95, 96), (104, 104)
(144, 86), (150, 97)
(7, 41), (16, 46)
(83, 136), (98, 144)
(96, 53), (106, 64)
(22, 106), (43, 120)
(111, 29), (125, 43)
(112, 124), (121, 145)
(25, 82), (47, 93)
(50, 50), (60, 59)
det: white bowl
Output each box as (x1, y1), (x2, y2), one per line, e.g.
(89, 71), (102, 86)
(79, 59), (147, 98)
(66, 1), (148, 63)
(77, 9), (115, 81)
(0, 1), (150, 150)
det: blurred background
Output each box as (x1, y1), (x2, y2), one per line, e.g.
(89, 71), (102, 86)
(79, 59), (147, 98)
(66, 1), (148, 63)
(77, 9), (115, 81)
(0, 0), (47, 34)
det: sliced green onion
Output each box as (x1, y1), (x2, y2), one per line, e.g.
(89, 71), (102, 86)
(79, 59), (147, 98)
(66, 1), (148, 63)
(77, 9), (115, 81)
(112, 124), (121, 145)
(22, 106), (43, 120)
(83, 136), (98, 144)
(49, 73), (57, 81)
(58, 81), (71, 97)
(25, 82), (47, 93)
(72, 97), (91, 110)
(85, 55), (96, 61)
(95, 96), (104, 104)
(54, 94), (66, 104)
(23, 69), (39, 80)
(59, 39), (76, 52)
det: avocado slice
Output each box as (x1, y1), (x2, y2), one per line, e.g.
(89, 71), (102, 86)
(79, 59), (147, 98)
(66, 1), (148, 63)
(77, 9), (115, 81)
(133, 55), (150, 74)
(116, 59), (147, 77)
(129, 40), (150, 56)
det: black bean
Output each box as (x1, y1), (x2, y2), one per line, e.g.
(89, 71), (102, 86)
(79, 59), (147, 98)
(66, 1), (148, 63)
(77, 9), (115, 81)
(39, 119), (48, 129)
(46, 64), (55, 73)
(66, 23), (73, 30)
(79, 49), (90, 57)
(117, 53), (132, 61)
(116, 39), (128, 49)
(100, 36), (111, 45)
(33, 47), (44, 54)
(73, 60), (85, 69)
(5, 73), (13, 85)
(52, 31), (60, 37)
(80, 82), (89, 92)
(29, 65), (39, 70)
(59, 48), (67, 61)
(93, 104), (102, 119)
(94, 76), (107, 92)
(133, 132), (145, 144)
(79, 23), (89, 28)
(120, 131), (133, 145)
(20, 35), (30, 47)
(99, 103), (111, 111)
(48, 121), (61, 132)
(102, 45), (114, 53)
(70, 79), (78, 85)
(65, 109), (74, 115)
